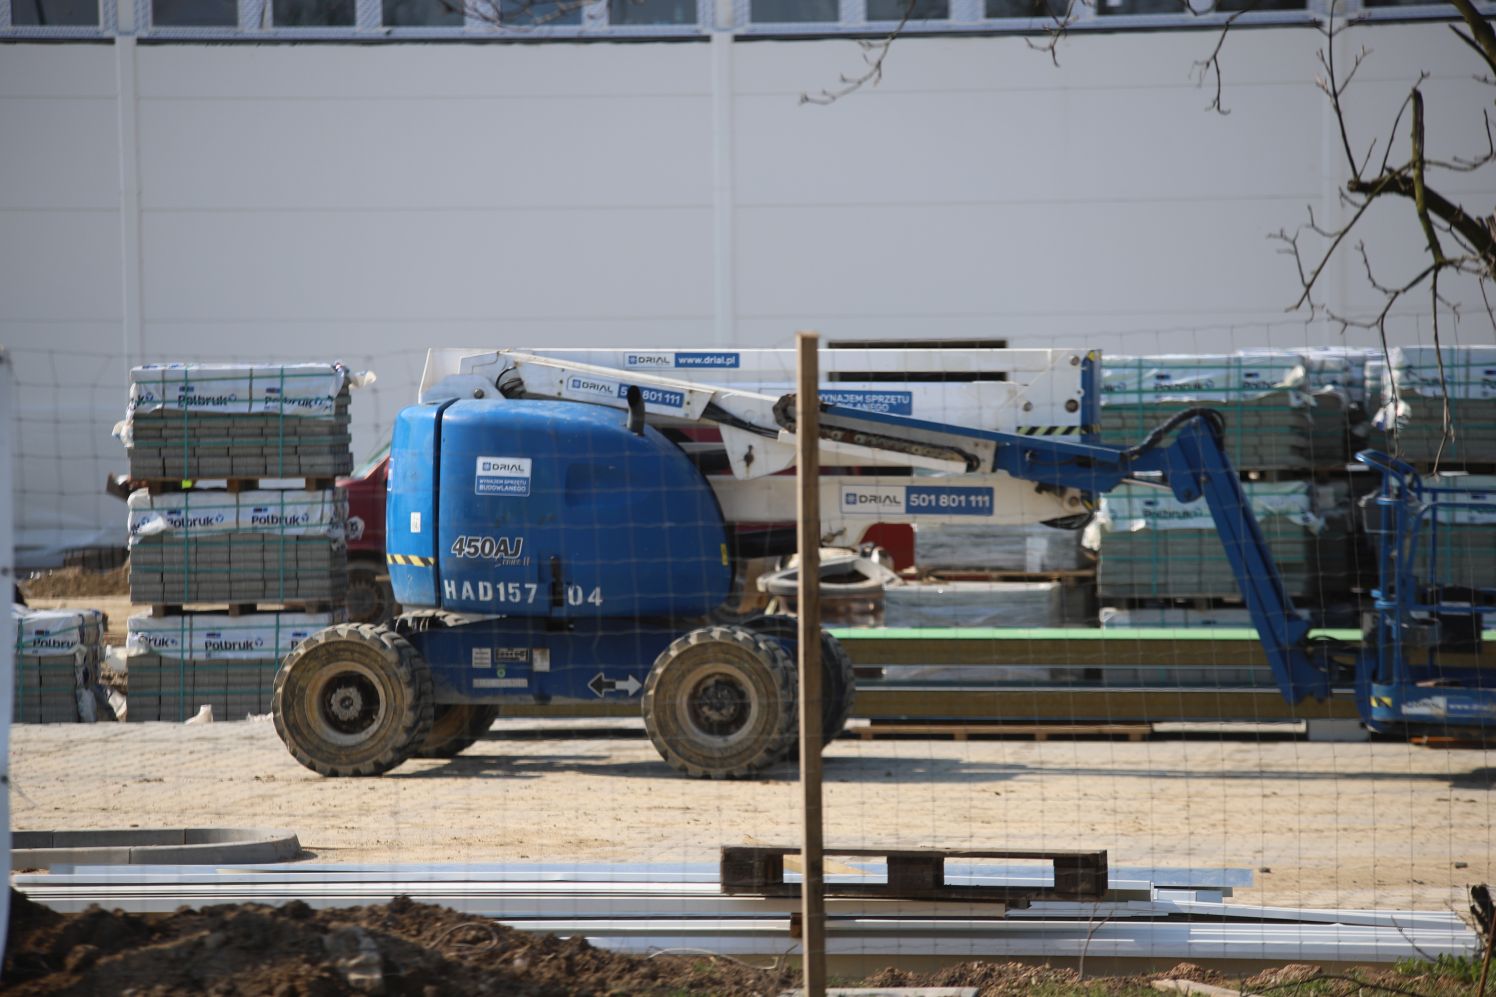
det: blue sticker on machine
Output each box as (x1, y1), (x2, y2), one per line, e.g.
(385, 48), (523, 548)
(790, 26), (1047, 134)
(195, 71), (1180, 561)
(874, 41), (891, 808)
(820, 390), (914, 415)
(620, 384), (685, 409)
(674, 352), (740, 369)
(904, 486), (995, 516)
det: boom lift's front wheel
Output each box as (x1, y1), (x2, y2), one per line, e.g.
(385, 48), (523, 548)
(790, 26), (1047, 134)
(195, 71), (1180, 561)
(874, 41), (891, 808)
(273, 624), (433, 777)
(642, 625), (797, 779)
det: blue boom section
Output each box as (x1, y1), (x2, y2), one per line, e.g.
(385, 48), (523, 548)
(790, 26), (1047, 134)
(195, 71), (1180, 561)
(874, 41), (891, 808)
(387, 398), (731, 619)
(812, 402), (1334, 704)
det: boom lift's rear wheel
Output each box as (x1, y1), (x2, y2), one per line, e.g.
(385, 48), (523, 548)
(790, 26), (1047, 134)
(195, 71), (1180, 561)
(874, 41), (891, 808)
(273, 623), (433, 777)
(642, 625), (797, 779)
(391, 611), (501, 759)
(345, 559), (398, 625)
(740, 614), (856, 751)
(414, 704), (502, 759)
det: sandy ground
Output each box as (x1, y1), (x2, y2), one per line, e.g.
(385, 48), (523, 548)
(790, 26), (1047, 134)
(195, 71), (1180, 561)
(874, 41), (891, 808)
(10, 716), (1493, 913)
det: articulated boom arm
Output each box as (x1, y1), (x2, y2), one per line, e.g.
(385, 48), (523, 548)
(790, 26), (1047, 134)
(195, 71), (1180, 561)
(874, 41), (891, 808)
(806, 401), (1334, 705)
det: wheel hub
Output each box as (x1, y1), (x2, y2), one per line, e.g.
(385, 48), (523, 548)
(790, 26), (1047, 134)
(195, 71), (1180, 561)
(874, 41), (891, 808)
(690, 675), (749, 737)
(318, 672), (380, 736)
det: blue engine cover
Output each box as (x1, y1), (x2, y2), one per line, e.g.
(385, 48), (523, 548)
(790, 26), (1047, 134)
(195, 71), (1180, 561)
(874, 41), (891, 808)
(387, 398), (731, 618)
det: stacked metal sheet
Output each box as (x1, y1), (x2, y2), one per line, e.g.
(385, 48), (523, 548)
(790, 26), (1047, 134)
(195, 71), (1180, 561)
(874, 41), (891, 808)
(884, 580), (1067, 628)
(123, 612), (335, 722)
(1101, 353), (1317, 471)
(13, 607), (108, 723)
(916, 522), (1085, 573)
(127, 489), (348, 605)
(1093, 482), (1349, 603)
(120, 364), (354, 481)
(1374, 346), (1496, 469)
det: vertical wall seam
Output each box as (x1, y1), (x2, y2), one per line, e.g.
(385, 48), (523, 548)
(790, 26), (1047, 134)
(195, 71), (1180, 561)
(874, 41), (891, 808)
(116, 36), (144, 373)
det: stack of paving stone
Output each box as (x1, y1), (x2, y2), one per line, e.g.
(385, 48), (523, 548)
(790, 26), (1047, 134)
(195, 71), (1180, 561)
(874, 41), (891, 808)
(121, 363), (354, 481)
(13, 607), (109, 723)
(1092, 481), (1350, 605)
(127, 489), (348, 606)
(1100, 353), (1316, 471)
(1373, 346), (1496, 469)
(123, 612), (334, 722)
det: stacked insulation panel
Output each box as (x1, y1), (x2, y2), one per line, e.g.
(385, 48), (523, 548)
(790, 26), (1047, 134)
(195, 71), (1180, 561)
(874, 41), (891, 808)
(1101, 353), (1317, 471)
(1373, 346), (1496, 469)
(120, 363), (354, 481)
(1092, 481), (1349, 606)
(124, 613), (334, 722)
(13, 607), (108, 723)
(127, 489), (348, 606)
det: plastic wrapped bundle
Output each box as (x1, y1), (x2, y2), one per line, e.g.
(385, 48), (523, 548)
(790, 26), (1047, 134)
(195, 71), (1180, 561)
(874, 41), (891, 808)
(124, 611), (337, 722)
(1101, 354), (1316, 471)
(1374, 346), (1496, 468)
(13, 607), (109, 723)
(1092, 482), (1350, 604)
(127, 489), (348, 605)
(118, 364), (358, 480)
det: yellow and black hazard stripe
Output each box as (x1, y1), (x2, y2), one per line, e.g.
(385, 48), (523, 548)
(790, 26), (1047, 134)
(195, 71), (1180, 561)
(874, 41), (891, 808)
(1017, 425), (1101, 437)
(1371, 695), (1394, 709)
(387, 553), (435, 567)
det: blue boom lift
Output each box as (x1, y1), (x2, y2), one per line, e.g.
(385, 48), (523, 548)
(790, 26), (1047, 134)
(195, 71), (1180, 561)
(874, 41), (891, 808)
(272, 350), (1494, 777)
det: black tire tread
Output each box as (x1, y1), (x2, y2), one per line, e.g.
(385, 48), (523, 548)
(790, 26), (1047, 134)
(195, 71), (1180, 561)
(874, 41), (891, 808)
(273, 623), (433, 777)
(642, 625), (797, 780)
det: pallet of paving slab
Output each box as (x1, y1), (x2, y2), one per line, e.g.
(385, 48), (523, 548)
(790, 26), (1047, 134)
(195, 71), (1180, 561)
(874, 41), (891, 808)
(720, 844), (1108, 905)
(851, 721), (1151, 743)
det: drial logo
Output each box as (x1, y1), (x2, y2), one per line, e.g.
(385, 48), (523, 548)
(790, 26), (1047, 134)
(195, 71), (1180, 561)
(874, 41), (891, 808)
(626, 353), (672, 368)
(568, 376), (617, 397)
(476, 455), (532, 497)
(840, 485), (904, 515)
(675, 352), (740, 369)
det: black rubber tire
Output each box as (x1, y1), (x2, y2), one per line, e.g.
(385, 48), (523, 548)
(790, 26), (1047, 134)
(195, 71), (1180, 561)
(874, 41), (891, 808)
(273, 623), (433, 777)
(740, 614), (857, 752)
(413, 703), (501, 759)
(346, 560), (399, 626)
(642, 625), (797, 779)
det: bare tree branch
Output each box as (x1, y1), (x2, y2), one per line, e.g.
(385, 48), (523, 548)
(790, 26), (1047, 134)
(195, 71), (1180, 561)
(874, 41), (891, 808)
(800, 0), (918, 106)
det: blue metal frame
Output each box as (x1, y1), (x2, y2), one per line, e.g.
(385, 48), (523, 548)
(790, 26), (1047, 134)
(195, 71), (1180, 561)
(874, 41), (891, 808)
(1356, 451), (1496, 732)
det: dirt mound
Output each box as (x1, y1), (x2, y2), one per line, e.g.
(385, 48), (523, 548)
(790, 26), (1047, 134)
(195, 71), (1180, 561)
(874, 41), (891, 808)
(20, 564), (130, 599)
(2, 892), (793, 996)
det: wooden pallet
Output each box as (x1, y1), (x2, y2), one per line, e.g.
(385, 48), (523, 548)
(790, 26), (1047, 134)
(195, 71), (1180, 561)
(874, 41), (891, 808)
(149, 601), (339, 619)
(853, 722), (1151, 742)
(918, 568), (1096, 588)
(721, 844), (1108, 906)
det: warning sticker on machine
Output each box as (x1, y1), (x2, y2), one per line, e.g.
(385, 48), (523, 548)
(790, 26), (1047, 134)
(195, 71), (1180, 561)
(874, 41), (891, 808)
(475, 456), (532, 497)
(820, 390), (914, 415)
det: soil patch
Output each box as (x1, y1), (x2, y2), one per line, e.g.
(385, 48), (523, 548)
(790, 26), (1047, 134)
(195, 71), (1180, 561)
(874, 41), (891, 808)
(20, 565), (130, 600)
(4, 892), (1485, 996)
